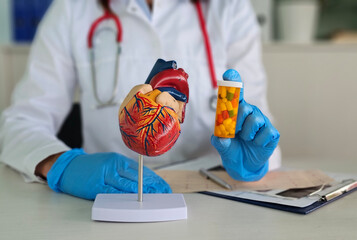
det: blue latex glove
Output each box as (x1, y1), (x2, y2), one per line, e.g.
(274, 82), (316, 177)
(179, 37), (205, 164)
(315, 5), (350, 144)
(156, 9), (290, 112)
(211, 70), (280, 181)
(47, 149), (172, 200)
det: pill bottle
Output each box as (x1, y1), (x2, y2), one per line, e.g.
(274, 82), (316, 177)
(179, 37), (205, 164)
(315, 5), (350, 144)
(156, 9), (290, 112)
(214, 71), (243, 138)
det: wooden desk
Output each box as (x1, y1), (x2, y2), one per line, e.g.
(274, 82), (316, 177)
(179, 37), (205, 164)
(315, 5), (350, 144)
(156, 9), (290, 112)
(0, 157), (356, 240)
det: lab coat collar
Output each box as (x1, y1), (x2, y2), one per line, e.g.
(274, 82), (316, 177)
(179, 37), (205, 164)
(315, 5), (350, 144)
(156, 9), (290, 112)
(126, 0), (150, 19)
(110, 0), (193, 26)
(110, 0), (151, 22)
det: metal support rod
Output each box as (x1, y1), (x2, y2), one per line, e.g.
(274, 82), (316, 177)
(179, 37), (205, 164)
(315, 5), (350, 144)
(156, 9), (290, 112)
(138, 154), (143, 202)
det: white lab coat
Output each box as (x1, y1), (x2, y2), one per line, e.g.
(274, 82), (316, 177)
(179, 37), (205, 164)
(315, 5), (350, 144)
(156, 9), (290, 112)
(0, 0), (281, 182)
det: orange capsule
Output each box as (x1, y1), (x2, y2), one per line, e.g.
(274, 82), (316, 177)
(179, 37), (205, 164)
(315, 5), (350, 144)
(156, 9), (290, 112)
(231, 99), (238, 108)
(215, 127), (222, 136)
(234, 89), (240, 99)
(216, 114), (224, 124)
(222, 110), (229, 120)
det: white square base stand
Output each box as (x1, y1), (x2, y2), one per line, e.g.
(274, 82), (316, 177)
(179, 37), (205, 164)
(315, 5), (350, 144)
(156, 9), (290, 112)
(92, 194), (187, 222)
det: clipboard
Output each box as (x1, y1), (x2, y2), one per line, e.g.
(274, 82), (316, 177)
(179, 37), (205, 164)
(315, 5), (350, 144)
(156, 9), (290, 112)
(201, 179), (357, 215)
(156, 158), (357, 215)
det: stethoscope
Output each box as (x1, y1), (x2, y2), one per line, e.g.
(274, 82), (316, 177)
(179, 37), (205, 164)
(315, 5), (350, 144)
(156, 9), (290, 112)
(88, 0), (218, 110)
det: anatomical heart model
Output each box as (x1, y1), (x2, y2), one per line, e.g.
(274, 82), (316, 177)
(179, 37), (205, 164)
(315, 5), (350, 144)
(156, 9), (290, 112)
(119, 59), (189, 157)
(91, 60), (190, 221)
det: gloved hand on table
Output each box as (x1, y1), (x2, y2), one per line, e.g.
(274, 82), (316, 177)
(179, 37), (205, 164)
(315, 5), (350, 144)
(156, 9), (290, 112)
(47, 149), (172, 200)
(211, 70), (280, 181)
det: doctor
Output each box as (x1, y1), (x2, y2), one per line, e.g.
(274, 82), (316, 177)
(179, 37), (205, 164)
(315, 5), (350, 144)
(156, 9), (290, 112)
(0, 0), (280, 200)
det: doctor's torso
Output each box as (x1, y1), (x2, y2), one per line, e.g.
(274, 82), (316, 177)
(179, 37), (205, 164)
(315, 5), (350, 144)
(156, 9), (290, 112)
(0, 0), (279, 182)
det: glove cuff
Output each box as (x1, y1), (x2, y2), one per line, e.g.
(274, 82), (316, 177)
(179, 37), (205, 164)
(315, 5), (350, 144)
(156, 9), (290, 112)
(47, 148), (86, 192)
(223, 159), (269, 182)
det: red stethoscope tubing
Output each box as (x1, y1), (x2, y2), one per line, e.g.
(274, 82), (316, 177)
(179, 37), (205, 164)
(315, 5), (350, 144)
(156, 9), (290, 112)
(194, 1), (217, 88)
(88, 0), (217, 88)
(88, 11), (123, 48)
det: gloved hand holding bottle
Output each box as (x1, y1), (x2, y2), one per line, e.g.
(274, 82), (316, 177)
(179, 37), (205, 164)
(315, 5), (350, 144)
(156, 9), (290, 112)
(38, 149), (171, 200)
(211, 70), (280, 181)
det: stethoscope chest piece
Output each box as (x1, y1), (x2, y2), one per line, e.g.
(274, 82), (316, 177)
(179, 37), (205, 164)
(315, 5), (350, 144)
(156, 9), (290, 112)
(209, 92), (218, 112)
